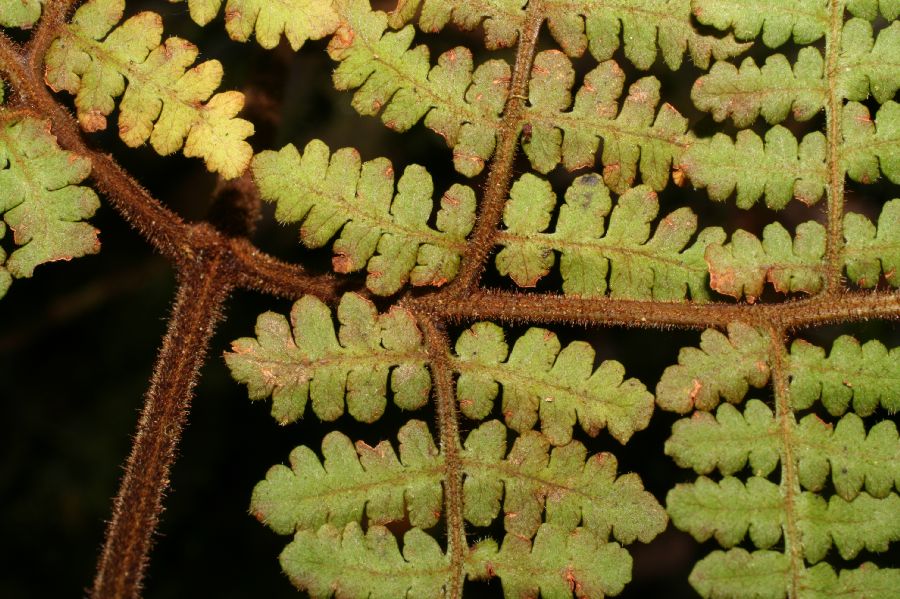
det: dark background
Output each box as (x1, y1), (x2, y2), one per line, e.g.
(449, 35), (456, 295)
(1, 2), (896, 597)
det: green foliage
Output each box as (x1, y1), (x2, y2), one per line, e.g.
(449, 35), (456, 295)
(0, 114), (99, 299)
(252, 140), (475, 295)
(45, 0), (253, 177)
(844, 199), (900, 288)
(0, 0), (43, 28)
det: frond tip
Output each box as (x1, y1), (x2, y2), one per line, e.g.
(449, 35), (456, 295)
(45, 0), (254, 178)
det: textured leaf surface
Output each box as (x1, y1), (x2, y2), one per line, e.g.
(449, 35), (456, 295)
(523, 53), (689, 192)
(692, 0), (828, 48)
(844, 199), (900, 288)
(329, 0), (509, 177)
(656, 323), (770, 413)
(252, 420), (443, 535)
(789, 336), (899, 416)
(0, 115), (99, 298)
(391, 0), (749, 69)
(705, 221), (826, 301)
(461, 420), (666, 542)
(495, 173), (723, 299)
(842, 101), (900, 186)
(468, 525), (633, 599)
(253, 140), (475, 295)
(666, 400), (900, 501)
(171, 0), (340, 48)
(680, 127), (827, 208)
(0, 0), (43, 28)
(45, 0), (253, 177)
(280, 523), (450, 599)
(225, 294), (430, 423)
(455, 322), (653, 445)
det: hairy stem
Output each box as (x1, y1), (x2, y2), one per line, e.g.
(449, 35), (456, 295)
(768, 327), (804, 598)
(450, 0), (545, 292)
(91, 253), (232, 599)
(419, 316), (465, 599)
(823, 0), (846, 292)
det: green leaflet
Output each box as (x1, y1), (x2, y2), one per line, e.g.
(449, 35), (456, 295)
(0, 115), (100, 299)
(845, 199), (900, 288)
(495, 172), (724, 300)
(789, 335), (899, 415)
(705, 220), (826, 301)
(252, 140), (475, 296)
(524, 53), (689, 192)
(843, 101), (900, 185)
(224, 293), (431, 423)
(252, 420), (444, 535)
(0, 0), (43, 28)
(281, 523), (451, 599)
(454, 322), (653, 445)
(390, 0), (749, 70)
(171, 0), (339, 48)
(328, 0), (509, 177)
(669, 477), (900, 562)
(679, 127), (827, 209)
(666, 400), (900, 501)
(468, 524), (633, 599)
(656, 322), (770, 413)
(691, 550), (900, 599)
(846, 0), (900, 20)
(44, 0), (253, 178)
(692, 0), (828, 48)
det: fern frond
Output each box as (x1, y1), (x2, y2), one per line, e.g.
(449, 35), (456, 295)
(788, 335), (899, 416)
(468, 524), (633, 599)
(656, 322), (770, 413)
(705, 221), (826, 301)
(0, 114), (100, 299)
(461, 420), (666, 542)
(843, 100), (899, 185)
(44, 0), (253, 178)
(692, 0), (828, 48)
(224, 294), (431, 423)
(666, 400), (900, 501)
(524, 54), (689, 192)
(454, 322), (653, 445)
(327, 0), (509, 177)
(252, 140), (475, 295)
(494, 172), (724, 299)
(0, 0), (43, 28)
(847, 0), (900, 20)
(281, 523), (450, 599)
(252, 420), (443, 535)
(171, 0), (340, 49)
(679, 127), (827, 209)
(844, 199), (900, 288)
(391, 0), (750, 69)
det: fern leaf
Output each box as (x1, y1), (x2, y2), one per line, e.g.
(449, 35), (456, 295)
(454, 322), (653, 445)
(524, 54), (689, 192)
(788, 336), (899, 416)
(252, 140), (475, 295)
(665, 400), (780, 477)
(0, 0), (43, 28)
(171, 0), (340, 49)
(461, 420), (666, 543)
(252, 420), (442, 535)
(224, 294), (431, 423)
(689, 549), (790, 598)
(469, 524), (633, 599)
(44, 0), (253, 178)
(668, 476), (784, 549)
(842, 101), (899, 185)
(656, 323), (770, 413)
(328, 0), (509, 177)
(692, 0), (828, 48)
(280, 523), (450, 599)
(705, 221), (826, 301)
(495, 172), (724, 299)
(0, 115), (100, 298)
(679, 127), (827, 209)
(391, 0), (749, 70)
(847, 0), (900, 20)
(799, 492), (900, 562)
(803, 562), (900, 598)
(844, 199), (900, 288)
